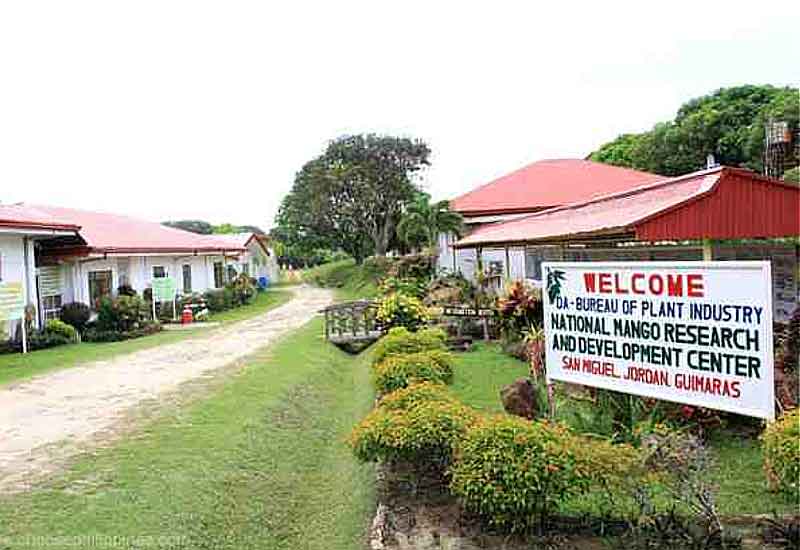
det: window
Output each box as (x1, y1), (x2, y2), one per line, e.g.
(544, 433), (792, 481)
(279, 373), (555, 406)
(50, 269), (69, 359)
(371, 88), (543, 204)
(227, 265), (238, 282)
(152, 265), (167, 279)
(241, 262), (250, 276)
(182, 264), (192, 293)
(213, 262), (224, 288)
(88, 270), (113, 308)
(41, 295), (62, 321)
(525, 249), (544, 281)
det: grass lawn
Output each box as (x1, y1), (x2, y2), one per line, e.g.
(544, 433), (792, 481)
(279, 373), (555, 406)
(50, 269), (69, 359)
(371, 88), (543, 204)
(450, 343), (798, 517)
(0, 318), (376, 549)
(451, 341), (529, 413)
(0, 289), (292, 387)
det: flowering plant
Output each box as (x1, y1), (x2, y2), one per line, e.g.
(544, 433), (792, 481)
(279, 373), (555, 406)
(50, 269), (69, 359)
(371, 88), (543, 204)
(376, 292), (430, 331)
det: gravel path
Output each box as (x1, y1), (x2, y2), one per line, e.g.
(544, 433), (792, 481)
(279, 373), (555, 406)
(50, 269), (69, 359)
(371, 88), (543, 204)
(0, 286), (333, 491)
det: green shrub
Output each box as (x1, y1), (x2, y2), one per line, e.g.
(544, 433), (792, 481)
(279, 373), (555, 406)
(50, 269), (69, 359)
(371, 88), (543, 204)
(762, 408), (800, 494)
(96, 295), (148, 332)
(388, 253), (435, 281)
(371, 327), (447, 367)
(379, 276), (426, 299)
(377, 382), (457, 411)
(44, 319), (78, 342)
(59, 302), (91, 333)
(226, 274), (256, 306)
(449, 416), (594, 531)
(376, 292), (430, 331)
(371, 350), (454, 394)
(361, 256), (393, 282)
(424, 272), (475, 306)
(349, 390), (479, 467)
(28, 320), (77, 350)
(29, 331), (73, 350)
(83, 322), (162, 343)
(203, 289), (226, 312)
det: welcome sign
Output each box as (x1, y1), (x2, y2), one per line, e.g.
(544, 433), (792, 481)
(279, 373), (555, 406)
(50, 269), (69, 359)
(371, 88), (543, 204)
(542, 261), (774, 420)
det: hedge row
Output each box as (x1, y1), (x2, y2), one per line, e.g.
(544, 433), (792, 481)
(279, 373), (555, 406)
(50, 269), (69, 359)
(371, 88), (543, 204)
(351, 327), (646, 531)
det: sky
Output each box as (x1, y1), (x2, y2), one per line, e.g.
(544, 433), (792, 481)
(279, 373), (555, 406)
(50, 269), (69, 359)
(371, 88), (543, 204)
(1, 1), (797, 231)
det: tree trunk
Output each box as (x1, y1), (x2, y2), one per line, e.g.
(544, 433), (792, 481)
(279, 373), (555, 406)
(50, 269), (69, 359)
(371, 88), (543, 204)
(374, 220), (392, 256)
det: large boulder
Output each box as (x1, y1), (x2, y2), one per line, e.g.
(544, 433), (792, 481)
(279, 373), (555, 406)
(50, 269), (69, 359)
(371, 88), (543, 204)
(500, 378), (539, 420)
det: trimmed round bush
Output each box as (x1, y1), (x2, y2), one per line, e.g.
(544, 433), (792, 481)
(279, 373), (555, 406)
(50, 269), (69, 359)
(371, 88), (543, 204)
(44, 319), (78, 342)
(59, 302), (91, 333)
(371, 350), (454, 394)
(371, 327), (447, 367)
(376, 292), (430, 331)
(762, 408), (800, 494)
(449, 415), (594, 531)
(377, 382), (457, 411)
(349, 386), (479, 466)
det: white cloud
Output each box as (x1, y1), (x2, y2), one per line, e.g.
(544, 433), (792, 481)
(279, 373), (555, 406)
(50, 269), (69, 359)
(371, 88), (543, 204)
(1, 0), (797, 229)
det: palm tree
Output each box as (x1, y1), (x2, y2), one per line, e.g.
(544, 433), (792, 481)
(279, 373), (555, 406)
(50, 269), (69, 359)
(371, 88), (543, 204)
(397, 192), (464, 252)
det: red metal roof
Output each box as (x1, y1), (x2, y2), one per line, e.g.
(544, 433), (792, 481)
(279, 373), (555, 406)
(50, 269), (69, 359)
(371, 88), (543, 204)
(455, 167), (800, 247)
(450, 159), (663, 216)
(205, 232), (271, 256)
(25, 204), (244, 254)
(0, 204), (81, 233)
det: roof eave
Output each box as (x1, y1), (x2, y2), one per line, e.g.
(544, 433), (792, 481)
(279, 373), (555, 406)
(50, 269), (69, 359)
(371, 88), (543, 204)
(454, 227), (637, 249)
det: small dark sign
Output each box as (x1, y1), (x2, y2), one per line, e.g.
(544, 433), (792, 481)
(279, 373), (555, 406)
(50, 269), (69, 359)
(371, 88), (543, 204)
(442, 306), (495, 318)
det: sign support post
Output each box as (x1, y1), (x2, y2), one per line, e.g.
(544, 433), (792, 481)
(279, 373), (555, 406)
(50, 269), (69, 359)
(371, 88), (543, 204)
(21, 319), (27, 354)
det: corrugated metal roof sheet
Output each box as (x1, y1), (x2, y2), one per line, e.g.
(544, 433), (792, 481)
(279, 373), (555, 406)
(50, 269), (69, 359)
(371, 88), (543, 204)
(450, 159), (662, 215)
(24, 204), (244, 254)
(205, 232), (270, 255)
(0, 204), (81, 232)
(455, 167), (799, 247)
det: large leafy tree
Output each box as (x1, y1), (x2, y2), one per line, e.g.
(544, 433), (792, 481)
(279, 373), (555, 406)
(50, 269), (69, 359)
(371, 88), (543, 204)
(591, 85), (799, 176)
(274, 134), (430, 262)
(396, 192), (464, 251)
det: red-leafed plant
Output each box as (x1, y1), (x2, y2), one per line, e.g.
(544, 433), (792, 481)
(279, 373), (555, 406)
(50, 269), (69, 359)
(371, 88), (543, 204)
(495, 281), (543, 340)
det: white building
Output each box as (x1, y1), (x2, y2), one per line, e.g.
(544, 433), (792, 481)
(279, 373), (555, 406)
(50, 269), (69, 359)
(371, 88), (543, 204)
(204, 233), (280, 286)
(13, 204), (249, 324)
(0, 205), (82, 336)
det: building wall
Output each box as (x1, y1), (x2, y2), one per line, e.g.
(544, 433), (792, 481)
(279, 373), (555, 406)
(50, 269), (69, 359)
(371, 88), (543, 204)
(55, 253), (231, 308)
(235, 242), (279, 283)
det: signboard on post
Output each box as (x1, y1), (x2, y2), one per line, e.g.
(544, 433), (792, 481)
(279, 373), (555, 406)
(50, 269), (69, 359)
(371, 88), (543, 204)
(0, 282), (27, 353)
(0, 282), (25, 321)
(151, 277), (178, 321)
(542, 261), (774, 420)
(152, 277), (177, 302)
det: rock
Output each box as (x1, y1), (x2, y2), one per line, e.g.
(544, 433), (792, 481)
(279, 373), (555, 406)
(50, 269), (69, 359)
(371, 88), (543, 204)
(500, 378), (539, 419)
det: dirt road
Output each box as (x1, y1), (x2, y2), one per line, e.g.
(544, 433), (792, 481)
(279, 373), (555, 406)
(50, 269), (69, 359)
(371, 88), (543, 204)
(0, 286), (333, 491)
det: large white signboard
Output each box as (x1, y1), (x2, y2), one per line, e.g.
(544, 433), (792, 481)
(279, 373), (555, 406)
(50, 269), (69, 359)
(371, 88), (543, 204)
(543, 261), (774, 420)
